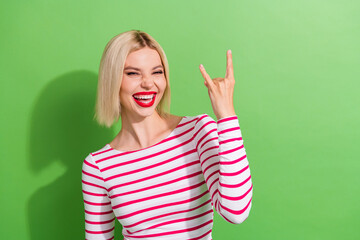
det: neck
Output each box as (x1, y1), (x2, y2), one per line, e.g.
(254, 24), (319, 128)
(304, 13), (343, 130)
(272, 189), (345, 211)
(116, 110), (169, 150)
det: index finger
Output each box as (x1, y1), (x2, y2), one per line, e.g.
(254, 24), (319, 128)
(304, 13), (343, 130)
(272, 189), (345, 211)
(199, 64), (215, 90)
(225, 49), (234, 79)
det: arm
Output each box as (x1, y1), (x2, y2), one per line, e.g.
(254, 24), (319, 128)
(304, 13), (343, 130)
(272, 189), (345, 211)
(82, 154), (116, 239)
(194, 114), (253, 224)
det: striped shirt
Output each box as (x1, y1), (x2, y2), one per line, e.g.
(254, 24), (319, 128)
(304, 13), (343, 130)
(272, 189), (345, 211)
(81, 114), (253, 240)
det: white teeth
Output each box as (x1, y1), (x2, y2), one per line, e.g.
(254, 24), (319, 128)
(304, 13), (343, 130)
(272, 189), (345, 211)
(133, 94), (155, 100)
(139, 99), (152, 103)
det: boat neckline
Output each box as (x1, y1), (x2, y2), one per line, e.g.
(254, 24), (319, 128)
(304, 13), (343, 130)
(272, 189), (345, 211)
(106, 116), (187, 154)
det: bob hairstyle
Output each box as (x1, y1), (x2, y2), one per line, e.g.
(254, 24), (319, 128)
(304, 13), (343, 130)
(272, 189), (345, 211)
(94, 30), (171, 127)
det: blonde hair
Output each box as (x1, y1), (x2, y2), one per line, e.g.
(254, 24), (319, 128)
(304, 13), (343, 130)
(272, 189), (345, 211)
(94, 30), (171, 127)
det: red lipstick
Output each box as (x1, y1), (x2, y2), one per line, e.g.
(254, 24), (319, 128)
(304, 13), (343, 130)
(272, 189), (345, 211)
(132, 91), (157, 108)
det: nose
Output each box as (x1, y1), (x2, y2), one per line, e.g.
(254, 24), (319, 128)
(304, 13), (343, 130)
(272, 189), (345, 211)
(140, 75), (154, 89)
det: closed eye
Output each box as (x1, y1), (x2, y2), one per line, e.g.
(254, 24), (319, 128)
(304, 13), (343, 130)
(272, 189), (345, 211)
(126, 72), (138, 75)
(125, 71), (163, 76)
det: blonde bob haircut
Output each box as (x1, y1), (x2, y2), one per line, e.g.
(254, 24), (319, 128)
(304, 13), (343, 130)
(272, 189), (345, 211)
(94, 30), (171, 127)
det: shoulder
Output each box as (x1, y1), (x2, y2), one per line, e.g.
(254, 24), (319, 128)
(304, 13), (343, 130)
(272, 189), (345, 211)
(165, 114), (184, 127)
(163, 113), (215, 129)
(185, 114), (218, 137)
(193, 113), (217, 126)
(172, 113), (215, 129)
(82, 144), (110, 166)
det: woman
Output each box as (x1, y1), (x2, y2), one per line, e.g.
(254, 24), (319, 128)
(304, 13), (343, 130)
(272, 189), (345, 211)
(82, 30), (253, 240)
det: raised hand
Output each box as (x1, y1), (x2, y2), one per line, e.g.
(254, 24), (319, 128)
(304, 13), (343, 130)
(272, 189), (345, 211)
(199, 50), (236, 120)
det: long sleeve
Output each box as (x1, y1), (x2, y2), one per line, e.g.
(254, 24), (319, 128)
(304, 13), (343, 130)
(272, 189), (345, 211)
(194, 114), (253, 224)
(82, 154), (116, 239)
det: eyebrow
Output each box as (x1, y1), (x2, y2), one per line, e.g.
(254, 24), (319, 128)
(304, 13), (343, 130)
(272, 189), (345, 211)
(124, 65), (163, 71)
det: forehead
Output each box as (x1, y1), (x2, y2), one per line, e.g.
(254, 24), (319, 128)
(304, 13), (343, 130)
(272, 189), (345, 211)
(124, 47), (162, 68)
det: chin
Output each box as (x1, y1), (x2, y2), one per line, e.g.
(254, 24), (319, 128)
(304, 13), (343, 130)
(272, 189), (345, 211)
(131, 104), (159, 118)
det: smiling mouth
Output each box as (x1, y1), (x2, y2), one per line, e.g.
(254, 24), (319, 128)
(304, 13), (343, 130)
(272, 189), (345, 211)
(132, 92), (157, 107)
(133, 94), (155, 102)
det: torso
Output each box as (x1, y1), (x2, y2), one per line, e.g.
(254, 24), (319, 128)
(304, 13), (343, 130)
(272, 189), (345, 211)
(89, 114), (215, 239)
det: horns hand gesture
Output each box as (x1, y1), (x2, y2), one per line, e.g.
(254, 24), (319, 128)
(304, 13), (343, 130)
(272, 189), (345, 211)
(199, 50), (236, 120)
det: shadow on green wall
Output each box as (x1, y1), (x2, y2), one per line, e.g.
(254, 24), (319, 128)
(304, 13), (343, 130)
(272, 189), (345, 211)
(27, 71), (123, 239)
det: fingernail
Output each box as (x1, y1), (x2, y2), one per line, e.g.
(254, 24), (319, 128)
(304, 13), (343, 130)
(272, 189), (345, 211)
(200, 64), (204, 69)
(228, 49), (232, 54)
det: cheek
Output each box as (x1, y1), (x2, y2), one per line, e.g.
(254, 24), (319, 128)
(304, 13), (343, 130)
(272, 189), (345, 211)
(120, 77), (135, 93)
(156, 76), (167, 91)
(119, 78), (133, 102)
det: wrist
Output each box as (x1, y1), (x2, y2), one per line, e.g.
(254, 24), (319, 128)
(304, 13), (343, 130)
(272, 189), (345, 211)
(216, 110), (236, 120)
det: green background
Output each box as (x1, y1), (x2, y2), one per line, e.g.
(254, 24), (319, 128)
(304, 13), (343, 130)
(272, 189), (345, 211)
(1, 0), (359, 239)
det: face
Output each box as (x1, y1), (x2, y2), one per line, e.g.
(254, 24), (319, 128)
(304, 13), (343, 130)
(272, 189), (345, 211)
(120, 47), (166, 119)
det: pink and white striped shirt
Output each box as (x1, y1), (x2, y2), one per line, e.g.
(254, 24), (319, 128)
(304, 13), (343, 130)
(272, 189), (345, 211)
(81, 114), (253, 240)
